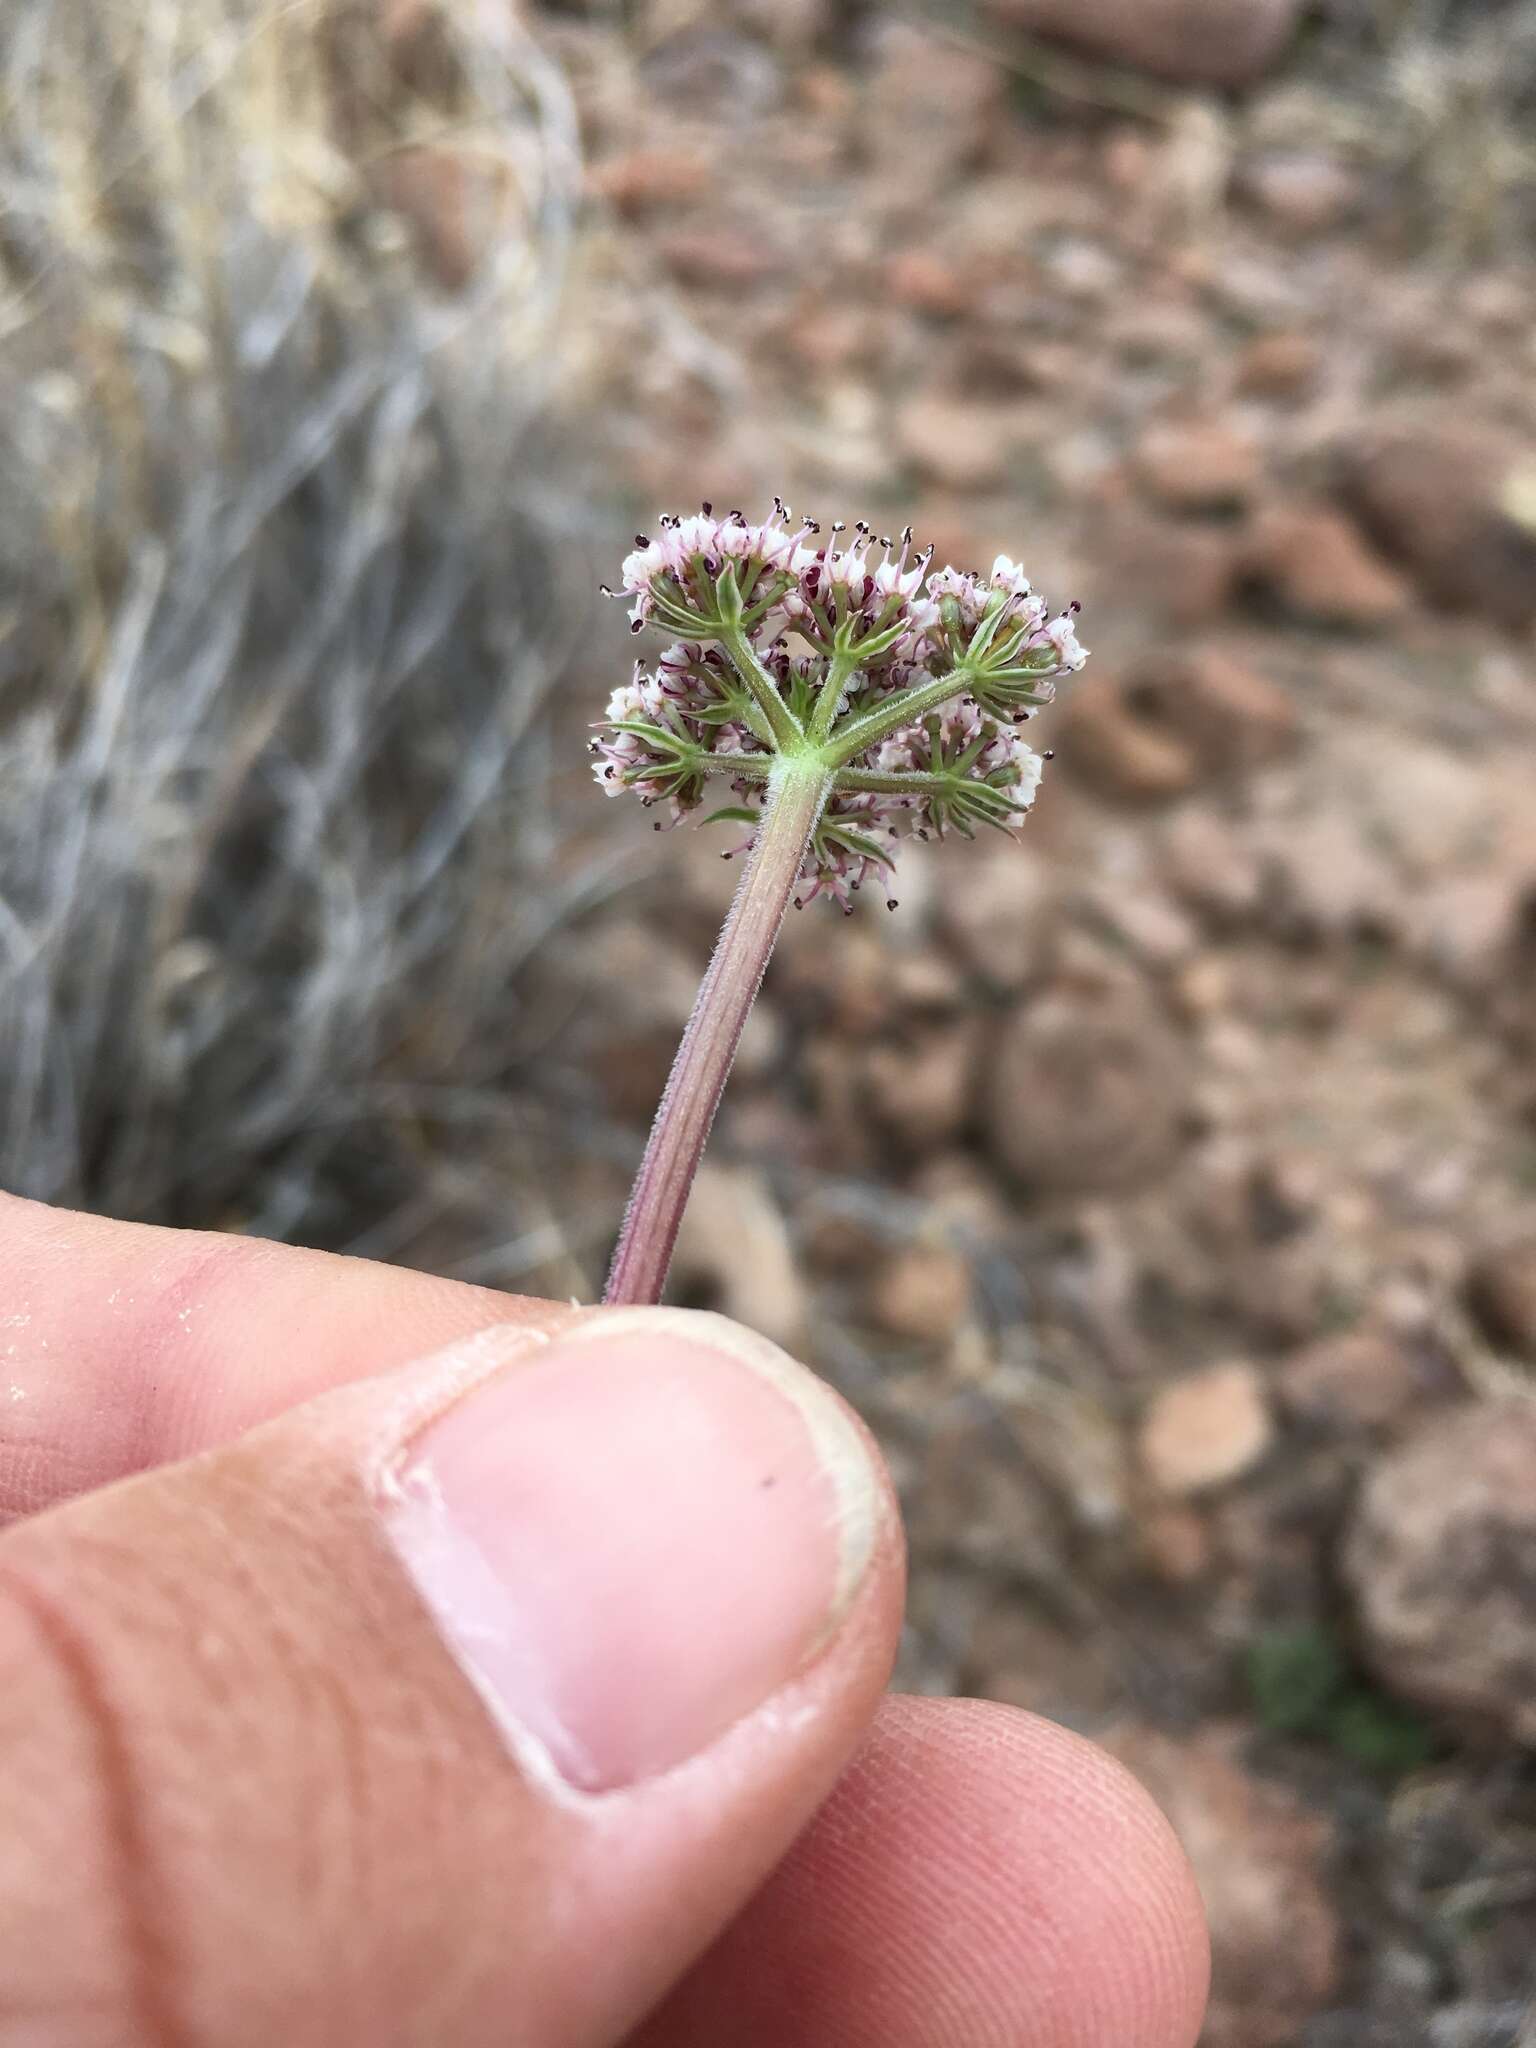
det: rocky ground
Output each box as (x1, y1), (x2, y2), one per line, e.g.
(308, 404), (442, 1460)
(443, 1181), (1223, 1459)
(406, 4), (1536, 2040)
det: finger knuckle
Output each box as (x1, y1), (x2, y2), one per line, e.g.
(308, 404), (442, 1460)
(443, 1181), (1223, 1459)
(0, 1562), (192, 2048)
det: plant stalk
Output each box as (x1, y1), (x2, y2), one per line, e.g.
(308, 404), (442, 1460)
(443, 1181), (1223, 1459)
(603, 756), (831, 1306)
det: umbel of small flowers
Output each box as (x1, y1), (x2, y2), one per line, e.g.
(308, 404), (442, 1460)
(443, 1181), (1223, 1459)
(594, 500), (1086, 912)
(595, 501), (1087, 1309)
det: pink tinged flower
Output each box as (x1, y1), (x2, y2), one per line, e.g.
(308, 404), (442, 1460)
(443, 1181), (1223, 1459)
(605, 674), (668, 724)
(600, 502), (1084, 905)
(925, 564), (984, 626)
(996, 729), (1045, 807)
(778, 520), (938, 665)
(868, 698), (1043, 843)
(793, 797), (899, 915)
(615, 500), (817, 632)
(989, 554), (1033, 600)
(1044, 610), (1089, 671)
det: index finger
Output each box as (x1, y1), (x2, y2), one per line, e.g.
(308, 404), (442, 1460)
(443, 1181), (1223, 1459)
(0, 1193), (573, 1522)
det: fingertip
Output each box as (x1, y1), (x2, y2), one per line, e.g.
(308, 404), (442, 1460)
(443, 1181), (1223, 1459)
(862, 1697), (1211, 2048)
(637, 1693), (1210, 2048)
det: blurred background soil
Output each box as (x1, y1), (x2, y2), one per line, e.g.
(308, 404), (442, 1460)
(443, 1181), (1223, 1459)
(4, 1), (1536, 2040)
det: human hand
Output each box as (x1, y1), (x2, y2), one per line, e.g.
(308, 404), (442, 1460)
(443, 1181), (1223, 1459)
(0, 1196), (1208, 2046)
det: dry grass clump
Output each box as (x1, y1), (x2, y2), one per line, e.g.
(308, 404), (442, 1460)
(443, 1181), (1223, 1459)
(1299, 0), (1536, 256)
(0, 0), (588, 1262)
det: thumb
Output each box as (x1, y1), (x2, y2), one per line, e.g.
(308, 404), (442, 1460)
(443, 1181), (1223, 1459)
(0, 1307), (902, 2048)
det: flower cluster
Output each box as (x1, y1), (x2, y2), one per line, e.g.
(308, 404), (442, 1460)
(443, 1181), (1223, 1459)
(593, 503), (1087, 911)
(615, 500), (813, 637)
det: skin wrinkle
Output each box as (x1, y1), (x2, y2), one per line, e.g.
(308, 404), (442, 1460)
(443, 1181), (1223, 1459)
(0, 1560), (193, 2048)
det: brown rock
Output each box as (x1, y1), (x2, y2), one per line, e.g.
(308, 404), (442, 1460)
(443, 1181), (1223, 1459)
(965, 1601), (1120, 1718)
(773, 923), (890, 1037)
(1107, 295), (1215, 372)
(885, 249), (968, 318)
(1159, 809), (1264, 924)
(1249, 1152), (1325, 1238)
(588, 146), (711, 216)
(1171, 951), (1236, 1021)
(657, 224), (781, 290)
(897, 394), (1010, 491)
(886, 948), (966, 1022)
(868, 1242), (974, 1344)
(1234, 330), (1320, 400)
(933, 840), (1055, 995)
(861, 25), (1003, 191)
(982, 0), (1302, 88)
(1344, 1396), (1536, 1743)
(1096, 504), (1240, 627)
(955, 333), (1077, 398)
(1412, 872), (1536, 990)
(797, 63), (853, 120)
(730, 0), (832, 51)
(801, 1041), (880, 1174)
(1240, 150), (1359, 235)
(1139, 1362), (1273, 1495)
(1339, 422), (1536, 630)
(1259, 814), (1398, 942)
(669, 1162), (806, 1351)
(862, 1019), (980, 1156)
(908, 1155), (1013, 1244)
(904, 1402), (1059, 1572)
(782, 297), (874, 375)
(984, 978), (1190, 1194)
(1338, 731), (1515, 879)
(1467, 1237), (1536, 1362)
(1244, 504), (1412, 630)
(1106, 1725), (1340, 2047)
(1124, 649), (1298, 776)
(1277, 1329), (1427, 1431)
(1060, 683), (1199, 806)
(797, 1193), (886, 1277)
(1226, 1239), (1338, 1346)
(1140, 1504), (1213, 1583)
(1134, 419), (1261, 513)
(1078, 881), (1198, 971)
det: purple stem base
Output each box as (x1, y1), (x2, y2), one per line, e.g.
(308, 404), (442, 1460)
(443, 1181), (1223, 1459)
(603, 762), (829, 1307)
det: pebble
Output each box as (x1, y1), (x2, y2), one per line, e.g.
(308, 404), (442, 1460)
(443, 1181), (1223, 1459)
(1344, 1396), (1536, 1744)
(1134, 419), (1262, 513)
(868, 1242), (975, 1345)
(1466, 1236), (1536, 1362)
(1139, 1362), (1274, 1495)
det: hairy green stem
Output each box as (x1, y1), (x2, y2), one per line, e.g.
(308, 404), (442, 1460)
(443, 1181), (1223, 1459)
(809, 644), (858, 743)
(824, 662), (977, 764)
(604, 757), (832, 1306)
(721, 625), (804, 752)
(834, 766), (959, 798)
(694, 751), (772, 779)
